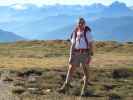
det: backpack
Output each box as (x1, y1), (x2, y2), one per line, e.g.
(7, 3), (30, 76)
(70, 26), (91, 48)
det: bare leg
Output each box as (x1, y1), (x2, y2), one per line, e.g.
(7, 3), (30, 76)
(59, 64), (77, 92)
(65, 64), (76, 84)
(81, 63), (89, 95)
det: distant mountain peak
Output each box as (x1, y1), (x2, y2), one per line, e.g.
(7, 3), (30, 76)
(109, 1), (128, 9)
(91, 3), (105, 7)
(104, 1), (131, 13)
(0, 29), (25, 42)
(111, 1), (126, 6)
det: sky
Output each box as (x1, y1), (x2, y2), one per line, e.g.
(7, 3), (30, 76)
(0, 0), (132, 7)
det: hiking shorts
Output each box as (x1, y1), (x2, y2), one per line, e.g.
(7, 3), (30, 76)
(69, 52), (91, 67)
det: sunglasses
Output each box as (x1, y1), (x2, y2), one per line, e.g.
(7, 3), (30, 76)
(79, 21), (85, 25)
(79, 19), (85, 23)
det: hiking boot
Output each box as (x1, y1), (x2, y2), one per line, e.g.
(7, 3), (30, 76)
(58, 83), (72, 93)
(80, 88), (93, 97)
(87, 81), (93, 85)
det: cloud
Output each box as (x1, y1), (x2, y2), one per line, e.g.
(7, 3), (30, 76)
(0, 0), (132, 6)
(11, 4), (27, 10)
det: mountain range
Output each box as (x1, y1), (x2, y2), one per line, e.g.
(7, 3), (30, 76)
(0, 1), (133, 42)
(0, 29), (24, 42)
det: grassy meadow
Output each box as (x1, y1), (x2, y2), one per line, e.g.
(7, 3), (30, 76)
(0, 40), (133, 100)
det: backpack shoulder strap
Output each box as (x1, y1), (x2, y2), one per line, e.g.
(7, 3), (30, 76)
(84, 26), (91, 48)
(70, 27), (78, 40)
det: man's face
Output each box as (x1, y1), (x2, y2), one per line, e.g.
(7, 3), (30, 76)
(78, 20), (85, 28)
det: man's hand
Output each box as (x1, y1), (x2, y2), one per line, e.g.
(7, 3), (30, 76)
(90, 49), (94, 56)
(88, 42), (94, 56)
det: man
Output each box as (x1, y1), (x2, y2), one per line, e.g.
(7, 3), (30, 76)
(59, 18), (94, 96)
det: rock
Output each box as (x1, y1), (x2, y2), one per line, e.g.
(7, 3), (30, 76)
(1, 76), (13, 82)
(15, 76), (25, 81)
(27, 87), (43, 95)
(12, 86), (25, 94)
(28, 87), (40, 91)
(16, 69), (42, 79)
(28, 75), (37, 83)
(17, 72), (25, 77)
(103, 84), (117, 91)
(109, 93), (121, 100)
(45, 89), (51, 93)
(112, 68), (133, 79)
(25, 69), (42, 76)
(13, 80), (25, 87)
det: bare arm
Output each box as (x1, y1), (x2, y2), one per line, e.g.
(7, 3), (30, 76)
(89, 41), (94, 56)
(86, 31), (94, 56)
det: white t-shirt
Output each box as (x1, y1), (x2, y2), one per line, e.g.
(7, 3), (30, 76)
(71, 30), (93, 49)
